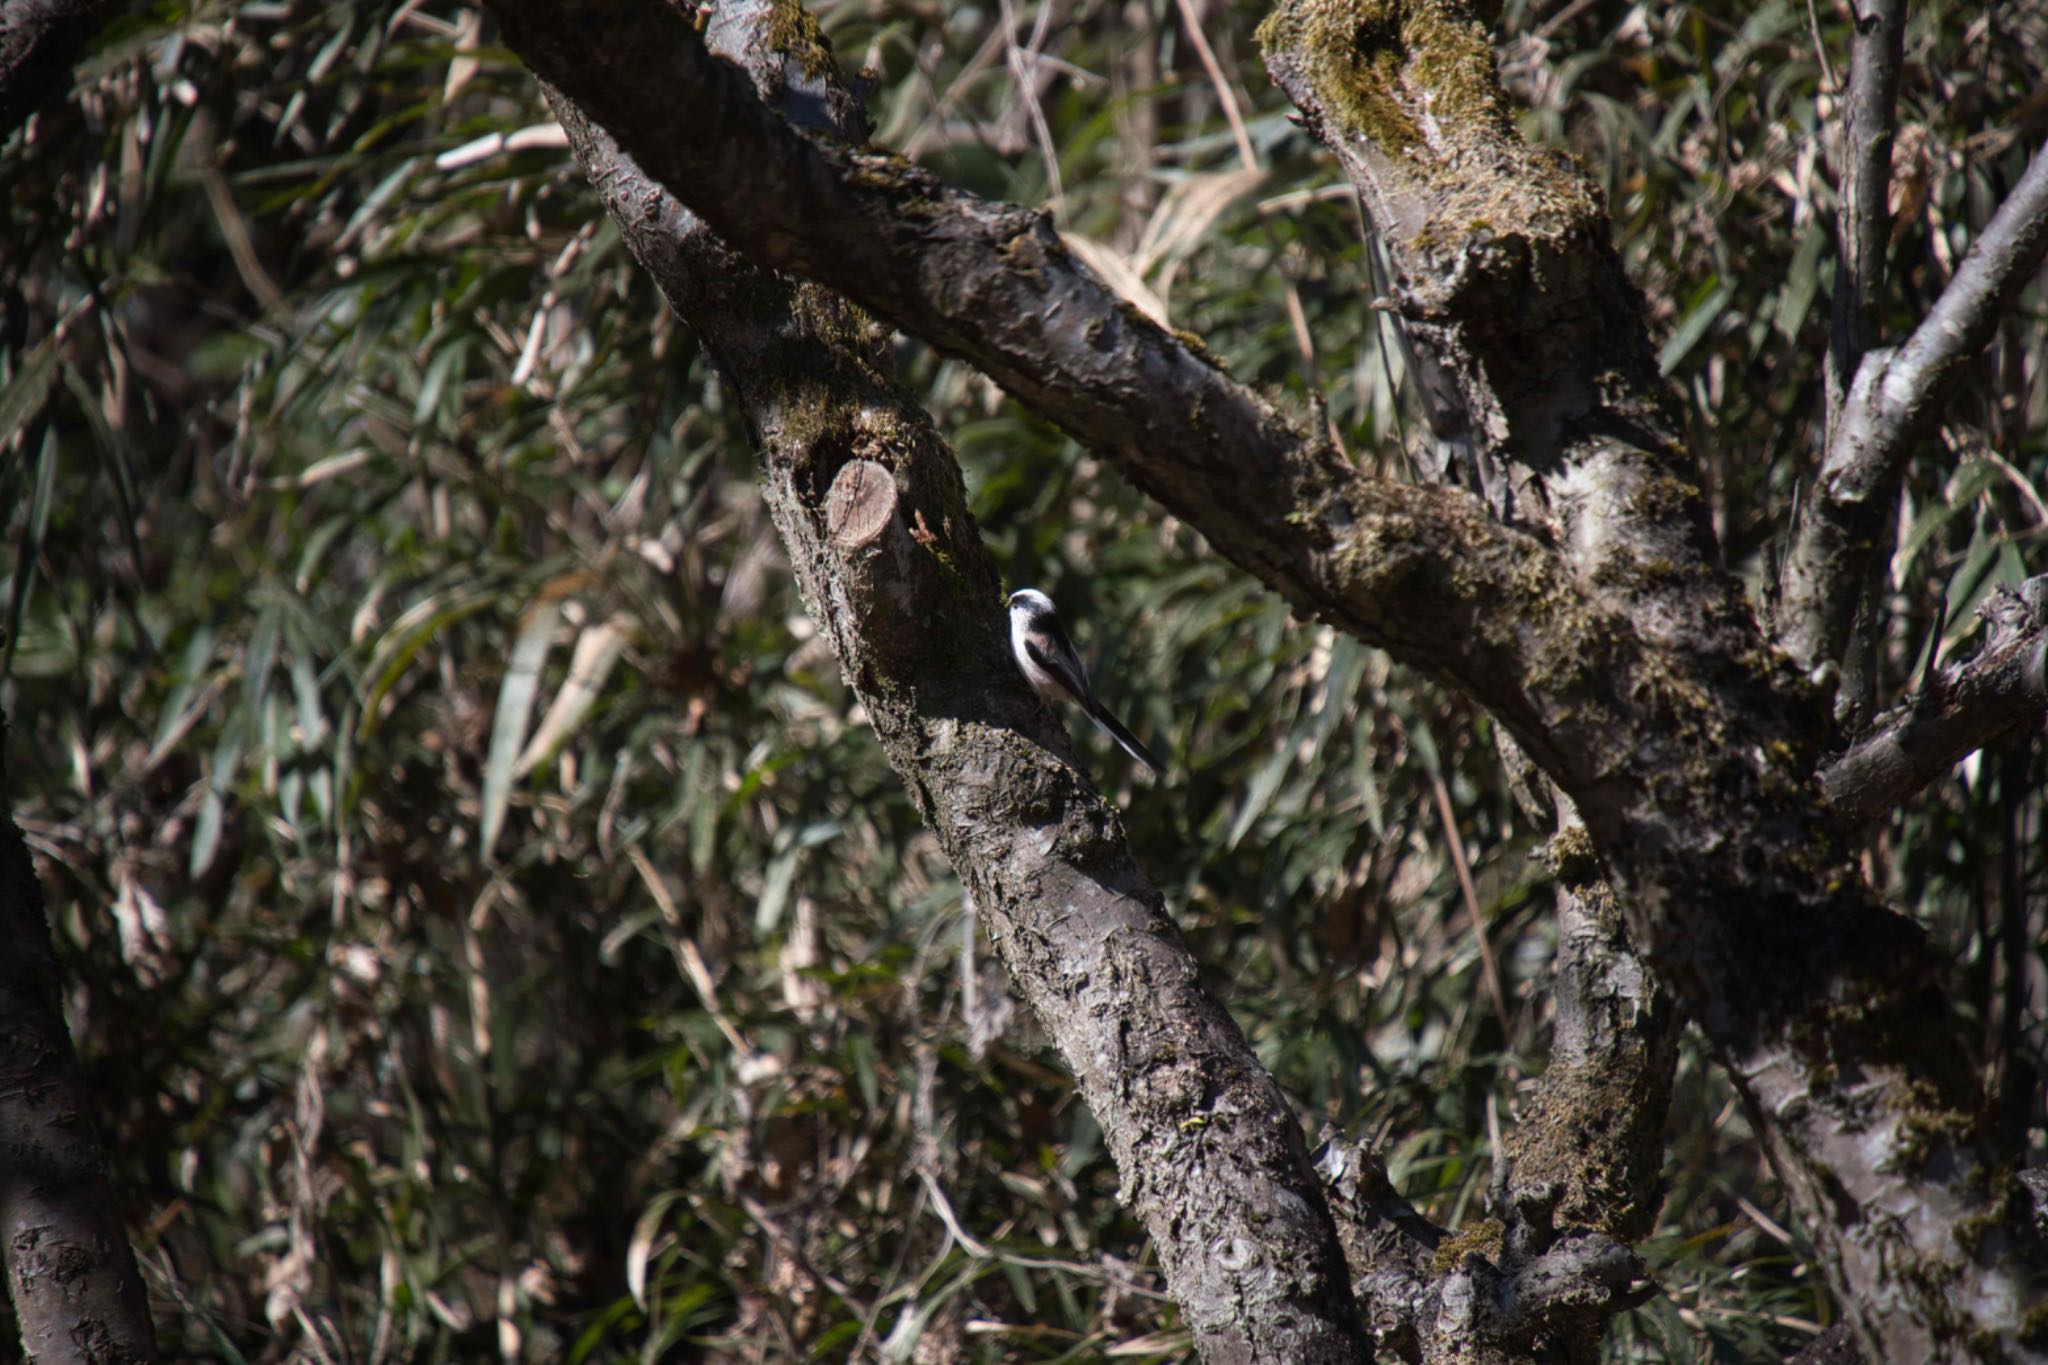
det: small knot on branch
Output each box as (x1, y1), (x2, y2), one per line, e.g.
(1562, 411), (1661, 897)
(826, 458), (898, 550)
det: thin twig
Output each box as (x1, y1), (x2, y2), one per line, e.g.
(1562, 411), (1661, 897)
(997, 0), (1064, 203)
(1429, 766), (1510, 1033)
(1173, 0), (1256, 171)
(1172, 0), (1322, 382)
(1536, 0), (1602, 42)
(1801, 0), (1837, 95)
(737, 1191), (870, 1312)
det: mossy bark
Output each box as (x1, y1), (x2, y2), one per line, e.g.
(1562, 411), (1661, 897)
(1258, 3), (2048, 1359)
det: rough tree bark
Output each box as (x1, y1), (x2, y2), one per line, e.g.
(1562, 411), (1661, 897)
(520, 4), (1666, 1359)
(1821, 574), (2048, 832)
(0, 725), (158, 1364)
(1780, 141), (2048, 683)
(1257, 5), (2048, 1358)
(539, 7), (1372, 1359)
(479, 0), (2048, 1358)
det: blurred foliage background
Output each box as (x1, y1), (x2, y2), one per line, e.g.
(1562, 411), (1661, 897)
(0, 0), (2042, 1359)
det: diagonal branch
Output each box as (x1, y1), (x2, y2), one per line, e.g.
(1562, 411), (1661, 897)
(478, 0), (1648, 810)
(482, 0), (1781, 903)
(536, 8), (1372, 1358)
(1821, 574), (2048, 831)
(1778, 141), (2048, 675)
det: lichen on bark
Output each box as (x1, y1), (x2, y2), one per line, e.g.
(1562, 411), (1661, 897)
(1256, 0), (1597, 254)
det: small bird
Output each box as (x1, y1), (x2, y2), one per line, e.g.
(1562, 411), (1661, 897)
(1007, 588), (1163, 777)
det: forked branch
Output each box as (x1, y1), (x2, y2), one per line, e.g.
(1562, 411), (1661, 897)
(537, 6), (1371, 1356)
(1779, 142), (2048, 675)
(1821, 575), (2048, 830)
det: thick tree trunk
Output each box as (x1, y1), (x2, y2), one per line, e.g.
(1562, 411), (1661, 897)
(1255, 5), (2048, 1358)
(0, 770), (157, 1363)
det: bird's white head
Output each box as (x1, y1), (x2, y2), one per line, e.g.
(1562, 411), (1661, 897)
(1008, 587), (1055, 619)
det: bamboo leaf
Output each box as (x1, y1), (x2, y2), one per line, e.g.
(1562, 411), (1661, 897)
(512, 614), (629, 779)
(481, 600), (563, 860)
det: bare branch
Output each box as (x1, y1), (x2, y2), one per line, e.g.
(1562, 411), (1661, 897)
(1779, 141), (2048, 674)
(1824, 0), (1906, 430)
(535, 9), (1372, 1357)
(1314, 1135), (1654, 1364)
(1315, 1138), (1438, 1359)
(1821, 575), (2048, 830)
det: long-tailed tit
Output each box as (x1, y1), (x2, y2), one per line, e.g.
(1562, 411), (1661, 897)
(1007, 588), (1163, 777)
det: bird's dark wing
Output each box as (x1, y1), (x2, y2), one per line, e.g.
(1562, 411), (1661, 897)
(1024, 636), (1092, 707)
(1039, 610), (1088, 684)
(1026, 637), (1163, 777)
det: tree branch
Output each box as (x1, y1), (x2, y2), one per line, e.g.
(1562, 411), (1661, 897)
(1821, 574), (2048, 830)
(477, 0), (1662, 807)
(1314, 1133), (1653, 1365)
(1256, 0), (1754, 686)
(484, 3), (2048, 1354)
(482, 0), (1797, 950)
(0, 0), (109, 144)
(1779, 140), (2048, 675)
(1, 749), (157, 1363)
(1503, 827), (1677, 1246)
(1313, 1138), (1438, 1360)
(1824, 0), (1906, 432)
(535, 9), (1371, 1358)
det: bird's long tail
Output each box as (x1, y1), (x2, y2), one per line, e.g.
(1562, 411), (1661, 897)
(1083, 700), (1164, 778)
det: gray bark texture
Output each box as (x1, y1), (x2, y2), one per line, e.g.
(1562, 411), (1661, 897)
(480, 0), (2048, 1359)
(534, 7), (1371, 1359)
(1, 750), (158, 1363)
(0, 0), (109, 143)
(1256, 4), (2048, 1359)
(1821, 574), (2048, 831)
(1821, 0), (1905, 433)
(1501, 829), (1675, 1249)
